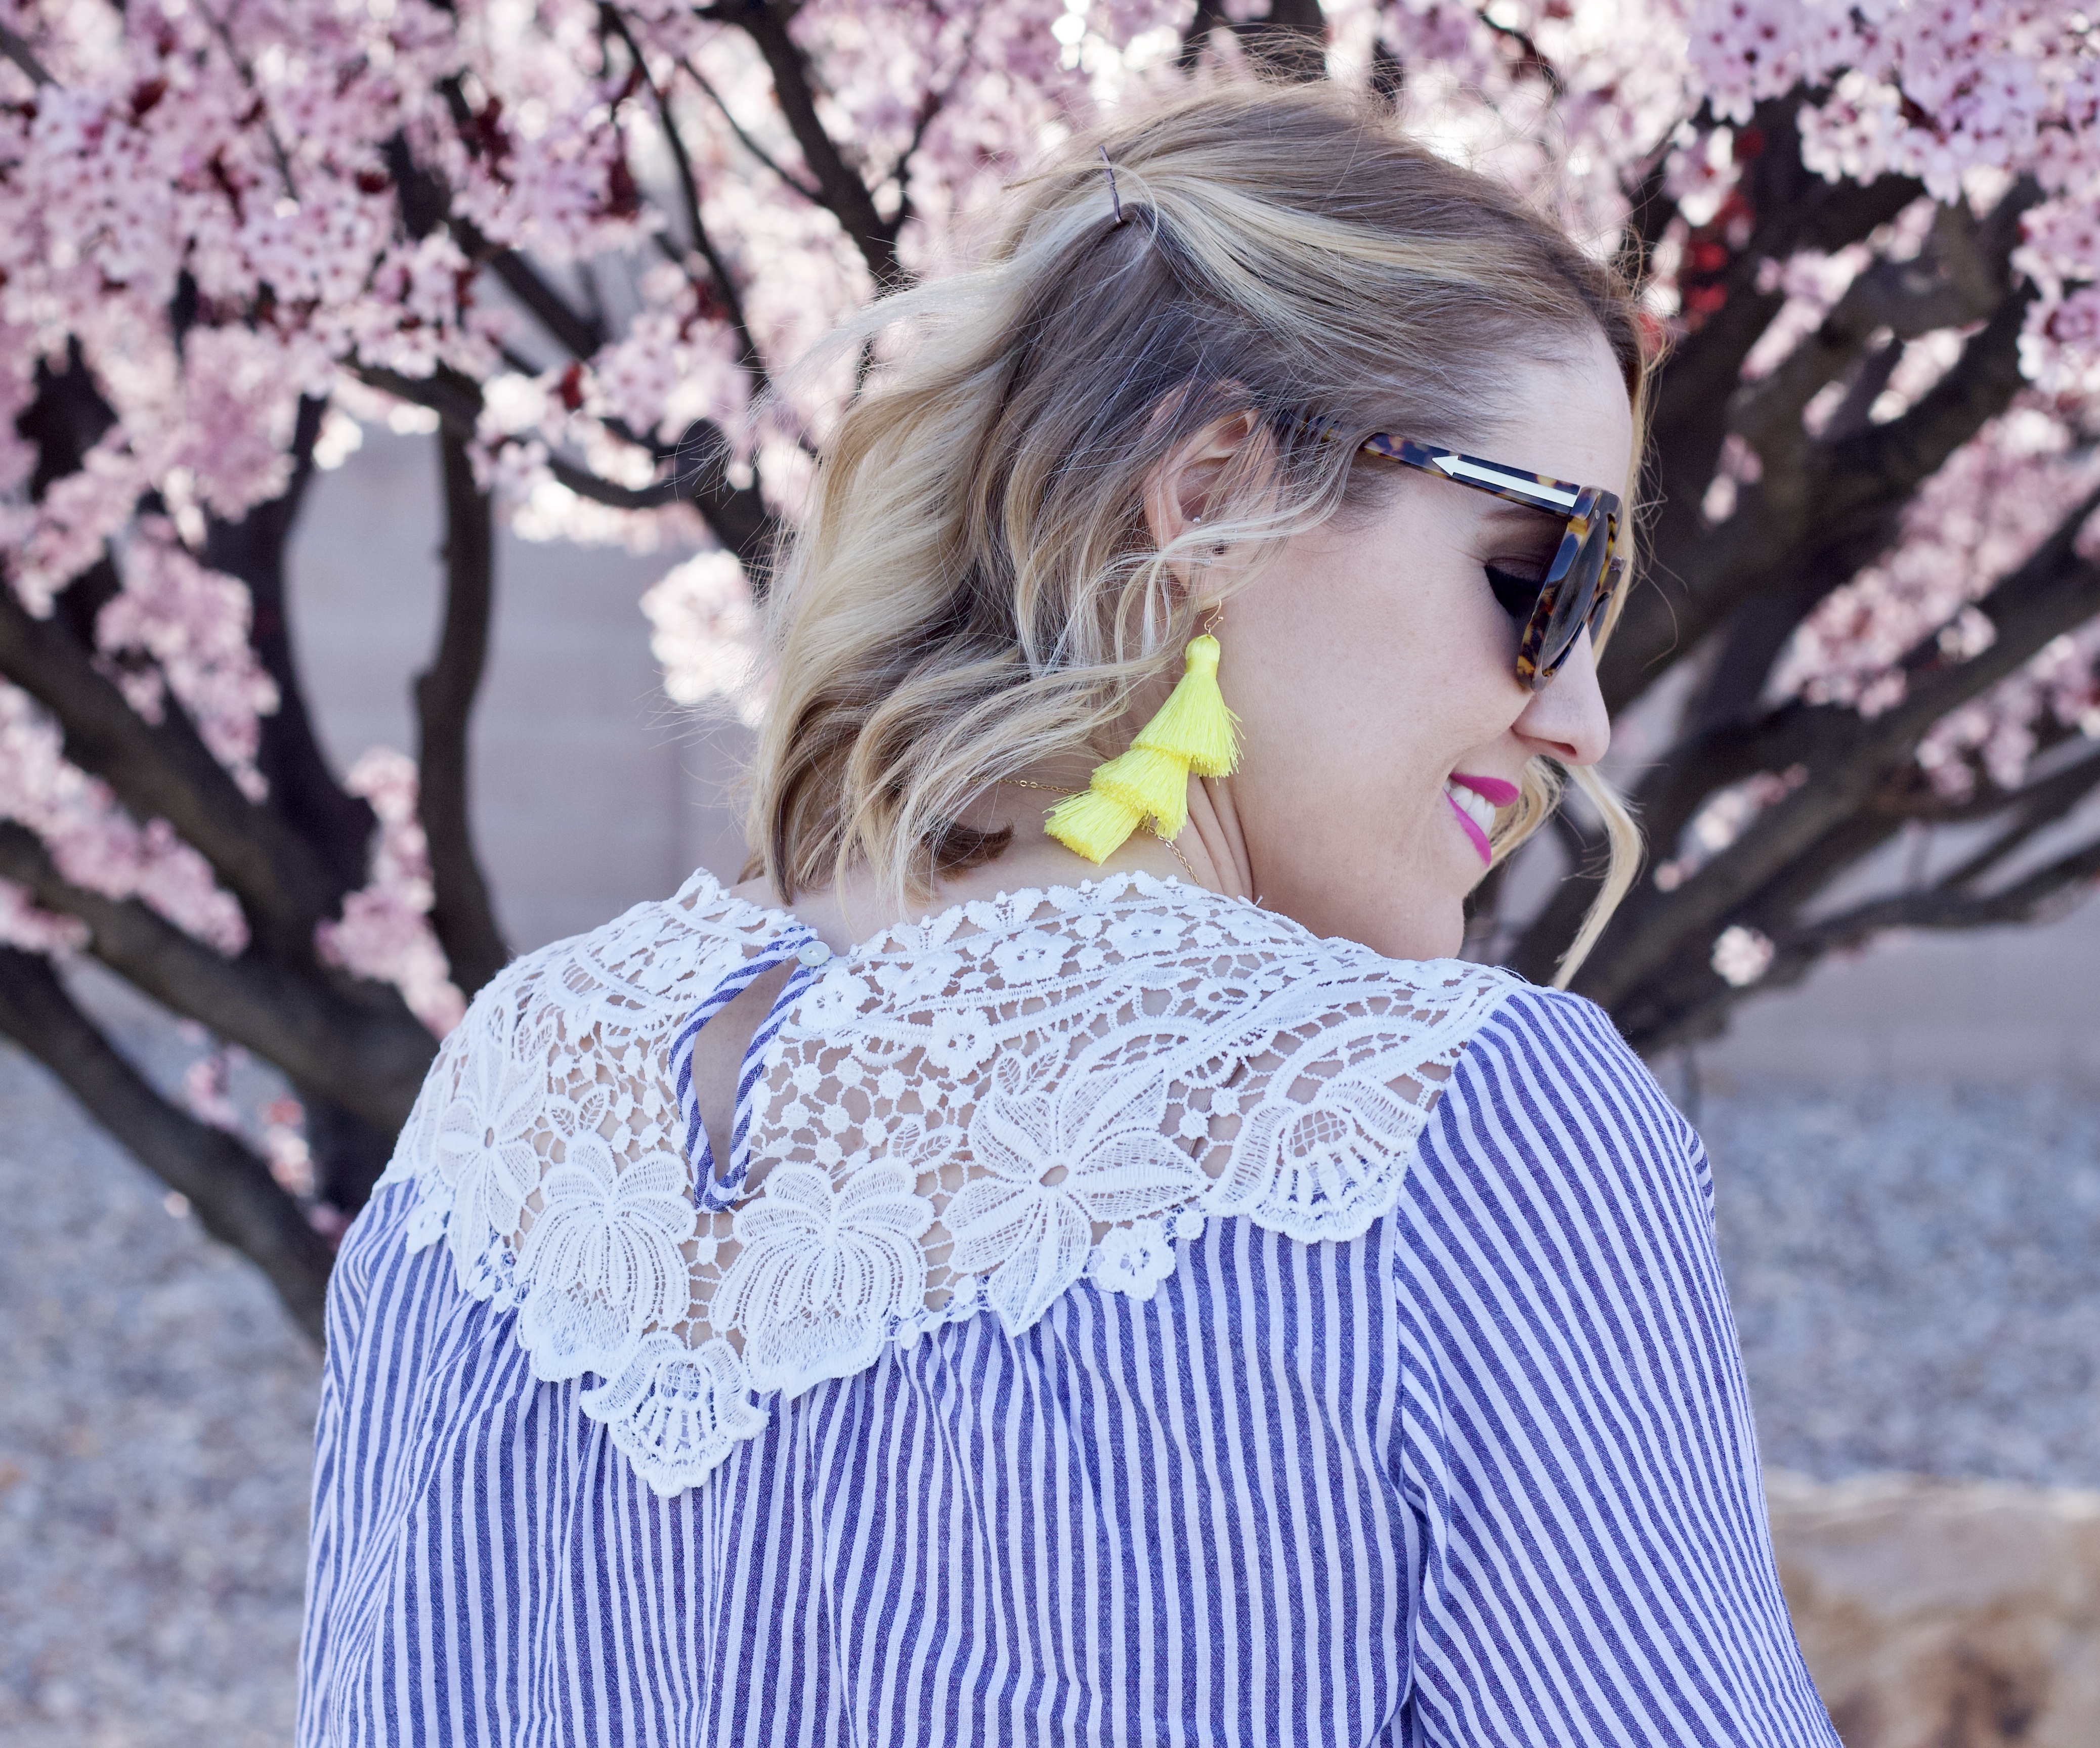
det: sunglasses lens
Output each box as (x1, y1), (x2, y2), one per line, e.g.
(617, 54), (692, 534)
(1529, 520), (1611, 682)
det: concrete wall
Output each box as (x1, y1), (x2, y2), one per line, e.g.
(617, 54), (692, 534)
(287, 428), (2099, 1083)
(288, 427), (751, 954)
(1707, 909), (2100, 1087)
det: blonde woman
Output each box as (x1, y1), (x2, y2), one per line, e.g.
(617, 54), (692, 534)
(301, 81), (1835, 1747)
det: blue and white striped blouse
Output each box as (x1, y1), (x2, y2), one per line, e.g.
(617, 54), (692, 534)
(299, 871), (1835, 1745)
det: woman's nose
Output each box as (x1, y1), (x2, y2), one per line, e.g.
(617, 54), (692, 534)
(1514, 628), (1612, 768)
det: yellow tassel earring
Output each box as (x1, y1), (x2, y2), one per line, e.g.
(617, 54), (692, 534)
(1045, 619), (1239, 864)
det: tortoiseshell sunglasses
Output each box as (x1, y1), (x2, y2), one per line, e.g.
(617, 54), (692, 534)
(1349, 432), (1626, 691)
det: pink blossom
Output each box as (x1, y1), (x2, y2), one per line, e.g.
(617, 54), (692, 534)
(1711, 924), (1776, 988)
(640, 550), (766, 723)
(181, 1047), (243, 1133)
(97, 528), (280, 791)
(0, 0), (2095, 1005)
(314, 749), (465, 1036)
(260, 1094), (315, 1196)
(0, 683), (247, 950)
(0, 879), (89, 953)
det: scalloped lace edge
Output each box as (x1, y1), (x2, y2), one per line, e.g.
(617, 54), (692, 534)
(381, 877), (1524, 1498)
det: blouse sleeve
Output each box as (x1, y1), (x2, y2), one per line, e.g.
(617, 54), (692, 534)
(1389, 986), (1838, 1747)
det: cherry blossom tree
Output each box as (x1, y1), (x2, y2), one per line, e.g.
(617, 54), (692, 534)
(0, 0), (2094, 1336)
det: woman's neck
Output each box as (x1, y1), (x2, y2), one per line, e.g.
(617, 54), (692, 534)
(730, 768), (1256, 956)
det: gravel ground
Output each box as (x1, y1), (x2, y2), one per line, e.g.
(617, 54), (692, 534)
(0, 1020), (318, 1748)
(1703, 1079), (2100, 1488)
(1, 1022), (2095, 1742)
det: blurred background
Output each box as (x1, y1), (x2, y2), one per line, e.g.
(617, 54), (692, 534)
(4, 1), (2100, 1743)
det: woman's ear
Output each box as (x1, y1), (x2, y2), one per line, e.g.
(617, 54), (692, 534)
(1141, 410), (1262, 574)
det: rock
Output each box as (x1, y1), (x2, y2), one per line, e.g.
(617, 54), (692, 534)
(1768, 1470), (2100, 1747)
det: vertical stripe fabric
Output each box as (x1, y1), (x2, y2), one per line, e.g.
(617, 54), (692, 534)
(299, 986), (1836, 1746)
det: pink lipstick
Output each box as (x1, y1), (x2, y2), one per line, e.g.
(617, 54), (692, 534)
(1450, 773), (1520, 808)
(1442, 772), (1518, 866)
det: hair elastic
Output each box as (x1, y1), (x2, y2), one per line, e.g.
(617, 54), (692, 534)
(1098, 146), (1126, 227)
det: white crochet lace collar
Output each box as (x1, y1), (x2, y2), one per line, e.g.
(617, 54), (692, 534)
(378, 869), (1522, 1495)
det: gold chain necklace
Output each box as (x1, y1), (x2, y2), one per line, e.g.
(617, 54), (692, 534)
(999, 780), (1198, 884)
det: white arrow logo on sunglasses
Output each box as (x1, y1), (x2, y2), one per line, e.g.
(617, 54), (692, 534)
(1431, 453), (1581, 509)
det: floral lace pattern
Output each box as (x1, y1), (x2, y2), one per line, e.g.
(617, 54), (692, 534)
(379, 870), (1522, 1496)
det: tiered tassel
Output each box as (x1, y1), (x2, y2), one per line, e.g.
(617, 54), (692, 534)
(1046, 634), (1239, 863)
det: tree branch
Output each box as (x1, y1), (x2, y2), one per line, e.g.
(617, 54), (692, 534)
(883, 65), (961, 245)
(1651, 700), (1862, 851)
(19, 341), (117, 502)
(1646, 104), (1922, 446)
(1731, 190), (2033, 479)
(0, 822), (436, 1132)
(353, 362), (482, 434)
(0, 585), (345, 960)
(1607, 792), (2100, 1055)
(483, 245), (609, 361)
(1611, 205), (2037, 718)
(1179, 0), (1232, 66)
(370, 113), (783, 578)
(719, 1), (911, 288)
(1933, 746), (2100, 890)
(197, 5), (300, 200)
(1798, 834), (2100, 947)
(1613, 126), (1687, 286)
(356, 363), (780, 583)
(1593, 798), (1904, 1050)
(1180, 0), (1327, 77)
(1568, 488), (2100, 1009)
(1889, 487), (2100, 707)
(205, 394), (378, 898)
(1509, 697), (1858, 981)
(1614, 98), (1927, 714)
(1817, 333), (1905, 444)
(675, 54), (821, 200)
(0, 22), (54, 87)
(547, 438), (777, 580)
(8, 349), (359, 957)
(415, 429), (510, 997)
(20, 343), (123, 657)
(301, 1096), (396, 1215)
(1475, 3), (1564, 97)
(0, 947), (333, 1343)
(1672, 200), (2039, 736)
(200, 401), (411, 1216)
(601, 6), (776, 394)
(1820, 280), (2038, 532)
(410, 83), (616, 362)
(389, 112), (610, 362)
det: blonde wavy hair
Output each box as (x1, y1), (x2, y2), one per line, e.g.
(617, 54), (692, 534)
(749, 78), (1650, 986)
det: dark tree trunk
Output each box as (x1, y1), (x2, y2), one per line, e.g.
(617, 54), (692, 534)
(415, 425), (510, 998)
(206, 395), (378, 898)
(0, 948), (334, 1344)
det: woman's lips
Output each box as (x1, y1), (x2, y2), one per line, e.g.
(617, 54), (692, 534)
(1443, 772), (1518, 867)
(1444, 789), (1494, 865)
(1450, 772), (1521, 808)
